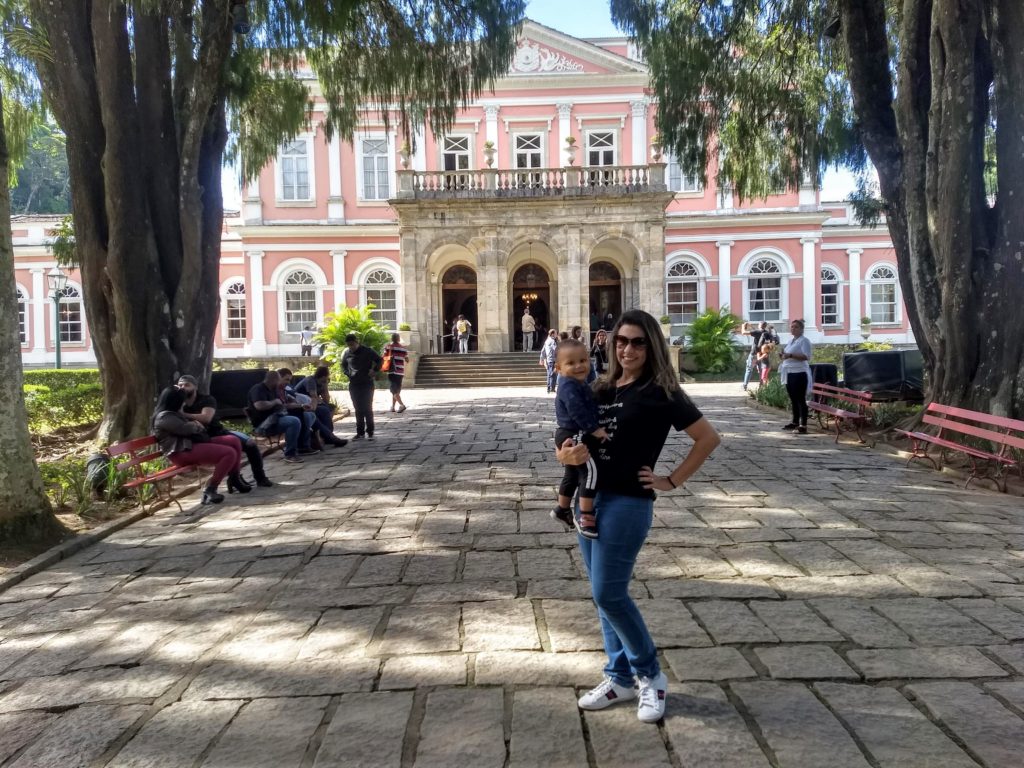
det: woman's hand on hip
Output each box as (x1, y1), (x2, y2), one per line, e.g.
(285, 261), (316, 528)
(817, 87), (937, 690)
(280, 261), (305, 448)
(556, 438), (589, 466)
(638, 466), (676, 491)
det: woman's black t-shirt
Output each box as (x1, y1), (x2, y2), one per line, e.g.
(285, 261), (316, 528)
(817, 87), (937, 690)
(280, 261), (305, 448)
(592, 378), (703, 499)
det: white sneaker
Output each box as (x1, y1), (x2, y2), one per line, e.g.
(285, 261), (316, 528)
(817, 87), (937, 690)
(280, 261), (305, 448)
(577, 677), (636, 710)
(636, 671), (668, 723)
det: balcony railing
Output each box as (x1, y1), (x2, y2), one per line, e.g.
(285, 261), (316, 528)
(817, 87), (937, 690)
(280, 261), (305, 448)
(396, 163), (667, 200)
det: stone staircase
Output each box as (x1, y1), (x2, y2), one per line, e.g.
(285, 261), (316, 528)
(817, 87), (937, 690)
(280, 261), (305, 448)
(413, 352), (548, 388)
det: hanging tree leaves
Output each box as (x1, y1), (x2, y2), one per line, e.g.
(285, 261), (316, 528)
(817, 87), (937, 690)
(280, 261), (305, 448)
(23, 0), (526, 442)
(613, 0), (1024, 418)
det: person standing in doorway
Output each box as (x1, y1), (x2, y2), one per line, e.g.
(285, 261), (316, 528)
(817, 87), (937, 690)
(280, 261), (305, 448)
(383, 333), (409, 413)
(779, 319), (813, 434)
(341, 333), (382, 440)
(522, 307), (537, 352)
(300, 325), (315, 356)
(455, 314), (472, 354)
(539, 328), (559, 393)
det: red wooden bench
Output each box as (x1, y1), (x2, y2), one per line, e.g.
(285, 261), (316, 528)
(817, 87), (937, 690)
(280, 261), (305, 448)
(894, 403), (1024, 491)
(808, 383), (873, 443)
(107, 436), (203, 512)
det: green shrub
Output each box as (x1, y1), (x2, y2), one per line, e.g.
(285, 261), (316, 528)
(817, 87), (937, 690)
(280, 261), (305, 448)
(686, 307), (741, 373)
(870, 401), (922, 429)
(752, 376), (790, 409)
(316, 305), (389, 380)
(23, 369), (103, 433)
(811, 342), (895, 368)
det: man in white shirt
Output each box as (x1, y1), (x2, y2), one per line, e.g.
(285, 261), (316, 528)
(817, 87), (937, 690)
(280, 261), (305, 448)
(521, 308), (537, 351)
(300, 326), (315, 356)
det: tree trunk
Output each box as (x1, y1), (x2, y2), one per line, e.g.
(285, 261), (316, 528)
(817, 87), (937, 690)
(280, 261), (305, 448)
(29, 0), (233, 442)
(0, 82), (56, 534)
(840, 0), (1024, 419)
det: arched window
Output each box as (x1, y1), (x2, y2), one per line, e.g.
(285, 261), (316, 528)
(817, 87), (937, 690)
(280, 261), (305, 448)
(746, 257), (783, 323)
(868, 264), (898, 324)
(283, 270), (318, 333)
(363, 268), (398, 329)
(56, 286), (83, 343)
(16, 287), (27, 345)
(223, 281), (246, 341)
(820, 266), (841, 326)
(666, 261), (701, 324)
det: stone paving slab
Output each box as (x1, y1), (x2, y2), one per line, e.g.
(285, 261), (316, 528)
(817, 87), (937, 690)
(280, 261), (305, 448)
(0, 385), (1022, 766)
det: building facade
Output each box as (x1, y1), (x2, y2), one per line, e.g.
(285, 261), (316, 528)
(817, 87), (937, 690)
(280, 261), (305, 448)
(14, 20), (911, 367)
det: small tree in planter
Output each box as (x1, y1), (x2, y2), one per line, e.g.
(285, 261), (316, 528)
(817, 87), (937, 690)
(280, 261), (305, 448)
(687, 307), (742, 373)
(316, 306), (390, 380)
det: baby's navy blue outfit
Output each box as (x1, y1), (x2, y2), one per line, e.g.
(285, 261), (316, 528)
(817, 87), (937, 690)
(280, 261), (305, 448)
(554, 377), (600, 502)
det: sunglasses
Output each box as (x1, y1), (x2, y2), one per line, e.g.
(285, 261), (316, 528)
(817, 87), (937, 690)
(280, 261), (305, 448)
(613, 334), (648, 349)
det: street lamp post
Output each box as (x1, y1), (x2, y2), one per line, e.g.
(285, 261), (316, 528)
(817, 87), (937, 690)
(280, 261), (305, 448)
(47, 266), (68, 370)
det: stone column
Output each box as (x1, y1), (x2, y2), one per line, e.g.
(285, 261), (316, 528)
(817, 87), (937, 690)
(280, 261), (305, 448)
(638, 221), (666, 318)
(629, 99), (648, 165)
(556, 102), (573, 166)
(412, 126), (426, 171)
(247, 250), (267, 356)
(716, 240), (734, 312)
(477, 228), (506, 352)
(398, 228), (426, 352)
(30, 268), (47, 356)
(558, 227), (584, 332)
(848, 247), (863, 339)
(330, 249), (347, 312)
(801, 237), (819, 333)
(484, 106), (499, 150)
(327, 134), (344, 223)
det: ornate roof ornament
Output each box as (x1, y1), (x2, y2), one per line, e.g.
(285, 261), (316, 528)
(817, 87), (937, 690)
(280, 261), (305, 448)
(511, 41), (585, 75)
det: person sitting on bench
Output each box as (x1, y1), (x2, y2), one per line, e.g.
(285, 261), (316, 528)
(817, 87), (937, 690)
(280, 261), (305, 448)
(247, 370), (314, 464)
(152, 387), (247, 505)
(293, 365), (348, 447)
(177, 375), (273, 488)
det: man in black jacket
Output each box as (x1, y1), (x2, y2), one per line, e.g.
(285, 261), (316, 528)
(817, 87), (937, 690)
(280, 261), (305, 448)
(341, 333), (382, 440)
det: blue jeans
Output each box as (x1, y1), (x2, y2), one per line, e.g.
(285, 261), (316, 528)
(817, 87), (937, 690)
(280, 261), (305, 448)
(578, 492), (659, 685)
(546, 362), (557, 392)
(742, 349), (757, 389)
(458, 335), (469, 353)
(263, 414), (302, 456)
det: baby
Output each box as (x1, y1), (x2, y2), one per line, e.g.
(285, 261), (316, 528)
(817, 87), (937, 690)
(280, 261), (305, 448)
(756, 342), (773, 384)
(550, 339), (608, 539)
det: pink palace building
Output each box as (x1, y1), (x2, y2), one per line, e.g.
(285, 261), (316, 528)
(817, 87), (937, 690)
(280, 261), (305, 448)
(14, 20), (912, 368)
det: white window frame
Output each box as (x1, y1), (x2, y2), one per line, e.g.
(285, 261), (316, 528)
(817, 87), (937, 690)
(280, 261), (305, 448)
(16, 285), (28, 347)
(739, 250), (792, 325)
(363, 270), (399, 330)
(585, 129), (617, 167)
(275, 135), (315, 203)
(51, 283), (85, 344)
(820, 264), (843, 327)
(271, 260), (327, 338)
(356, 133), (394, 202)
(220, 280), (247, 342)
(867, 263), (900, 325)
(512, 132), (545, 187)
(664, 253), (708, 325)
(355, 259), (403, 329)
(666, 154), (702, 194)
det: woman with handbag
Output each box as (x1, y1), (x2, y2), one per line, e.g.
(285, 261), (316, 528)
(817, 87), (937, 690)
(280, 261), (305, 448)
(383, 333), (410, 412)
(151, 387), (246, 504)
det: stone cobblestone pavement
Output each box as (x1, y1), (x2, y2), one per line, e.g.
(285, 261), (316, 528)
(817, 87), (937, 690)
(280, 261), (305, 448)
(1, 383), (1023, 767)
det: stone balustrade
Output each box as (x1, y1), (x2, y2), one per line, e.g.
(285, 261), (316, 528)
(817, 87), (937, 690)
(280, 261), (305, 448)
(396, 163), (666, 199)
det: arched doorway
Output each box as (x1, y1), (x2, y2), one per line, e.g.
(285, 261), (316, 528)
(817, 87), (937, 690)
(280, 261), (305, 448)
(511, 263), (552, 351)
(442, 265), (478, 352)
(589, 261), (622, 333)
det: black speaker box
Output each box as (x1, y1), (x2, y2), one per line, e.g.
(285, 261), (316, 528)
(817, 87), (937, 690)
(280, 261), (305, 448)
(210, 368), (270, 418)
(842, 350), (924, 401)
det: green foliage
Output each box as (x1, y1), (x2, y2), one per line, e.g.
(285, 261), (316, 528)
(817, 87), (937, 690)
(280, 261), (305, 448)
(9, 121), (70, 213)
(48, 214), (76, 267)
(23, 369), (102, 433)
(869, 402), (921, 430)
(686, 307), (741, 373)
(611, 0), (862, 201)
(398, 322), (412, 331)
(317, 305), (390, 365)
(808, 342), (895, 368)
(752, 376), (790, 409)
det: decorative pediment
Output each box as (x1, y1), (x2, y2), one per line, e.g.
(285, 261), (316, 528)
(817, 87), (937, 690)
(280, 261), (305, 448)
(511, 40), (585, 75)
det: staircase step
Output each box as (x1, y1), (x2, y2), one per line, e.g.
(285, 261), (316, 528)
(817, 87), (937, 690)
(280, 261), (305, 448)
(413, 352), (550, 388)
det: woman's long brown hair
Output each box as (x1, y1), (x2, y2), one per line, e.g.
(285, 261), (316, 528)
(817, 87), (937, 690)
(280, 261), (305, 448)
(595, 309), (682, 397)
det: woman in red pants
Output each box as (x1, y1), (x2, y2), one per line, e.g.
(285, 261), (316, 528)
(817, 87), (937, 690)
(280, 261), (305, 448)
(152, 387), (248, 504)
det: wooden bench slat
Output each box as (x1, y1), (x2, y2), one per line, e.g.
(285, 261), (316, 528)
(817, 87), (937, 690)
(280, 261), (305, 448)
(922, 413), (1024, 451)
